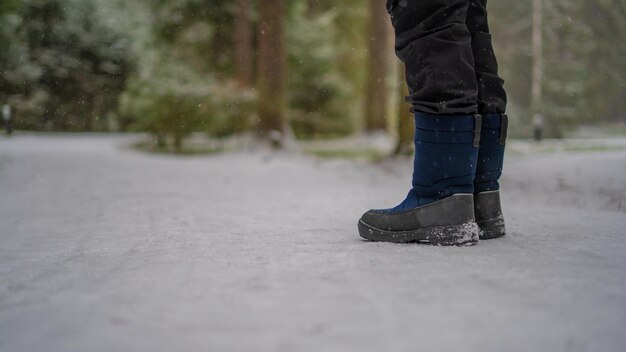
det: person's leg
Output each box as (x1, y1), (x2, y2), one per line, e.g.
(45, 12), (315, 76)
(389, 0), (478, 114)
(359, 0), (481, 245)
(387, 0), (480, 206)
(466, 0), (506, 114)
(466, 0), (507, 238)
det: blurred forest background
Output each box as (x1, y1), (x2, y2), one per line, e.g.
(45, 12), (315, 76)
(1, 0), (625, 151)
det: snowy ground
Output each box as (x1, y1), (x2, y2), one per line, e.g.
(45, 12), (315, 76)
(1, 134), (625, 352)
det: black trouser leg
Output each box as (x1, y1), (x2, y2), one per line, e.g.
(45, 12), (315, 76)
(387, 0), (478, 114)
(466, 0), (507, 114)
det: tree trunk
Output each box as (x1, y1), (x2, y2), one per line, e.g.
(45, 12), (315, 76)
(83, 94), (95, 132)
(307, 0), (322, 14)
(531, 0), (544, 140)
(363, 0), (390, 131)
(393, 62), (413, 155)
(256, 0), (287, 145)
(173, 132), (183, 153)
(234, 0), (253, 87)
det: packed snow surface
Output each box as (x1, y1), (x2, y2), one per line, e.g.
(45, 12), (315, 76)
(1, 134), (625, 352)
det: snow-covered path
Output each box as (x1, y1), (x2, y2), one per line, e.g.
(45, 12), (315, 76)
(1, 134), (625, 352)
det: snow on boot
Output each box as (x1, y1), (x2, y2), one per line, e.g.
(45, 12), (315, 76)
(358, 113), (482, 245)
(474, 113), (507, 239)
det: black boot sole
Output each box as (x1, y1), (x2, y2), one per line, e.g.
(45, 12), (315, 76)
(358, 219), (480, 246)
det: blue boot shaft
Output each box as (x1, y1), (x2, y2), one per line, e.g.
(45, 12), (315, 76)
(389, 112), (481, 212)
(474, 113), (507, 193)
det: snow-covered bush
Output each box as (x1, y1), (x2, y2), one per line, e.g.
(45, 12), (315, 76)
(0, 0), (133, 130)
(287, 2), (355, 139)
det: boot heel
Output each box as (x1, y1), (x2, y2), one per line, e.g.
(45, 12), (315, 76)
(474, 190), (506, 239)
(477, 217), (506, 239)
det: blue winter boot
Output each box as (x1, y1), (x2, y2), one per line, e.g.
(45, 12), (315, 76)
(474, 113), (508, 239)
(358, 112), (482, 245)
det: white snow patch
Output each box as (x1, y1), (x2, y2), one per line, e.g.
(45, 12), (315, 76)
(0, 134), (625, 352)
